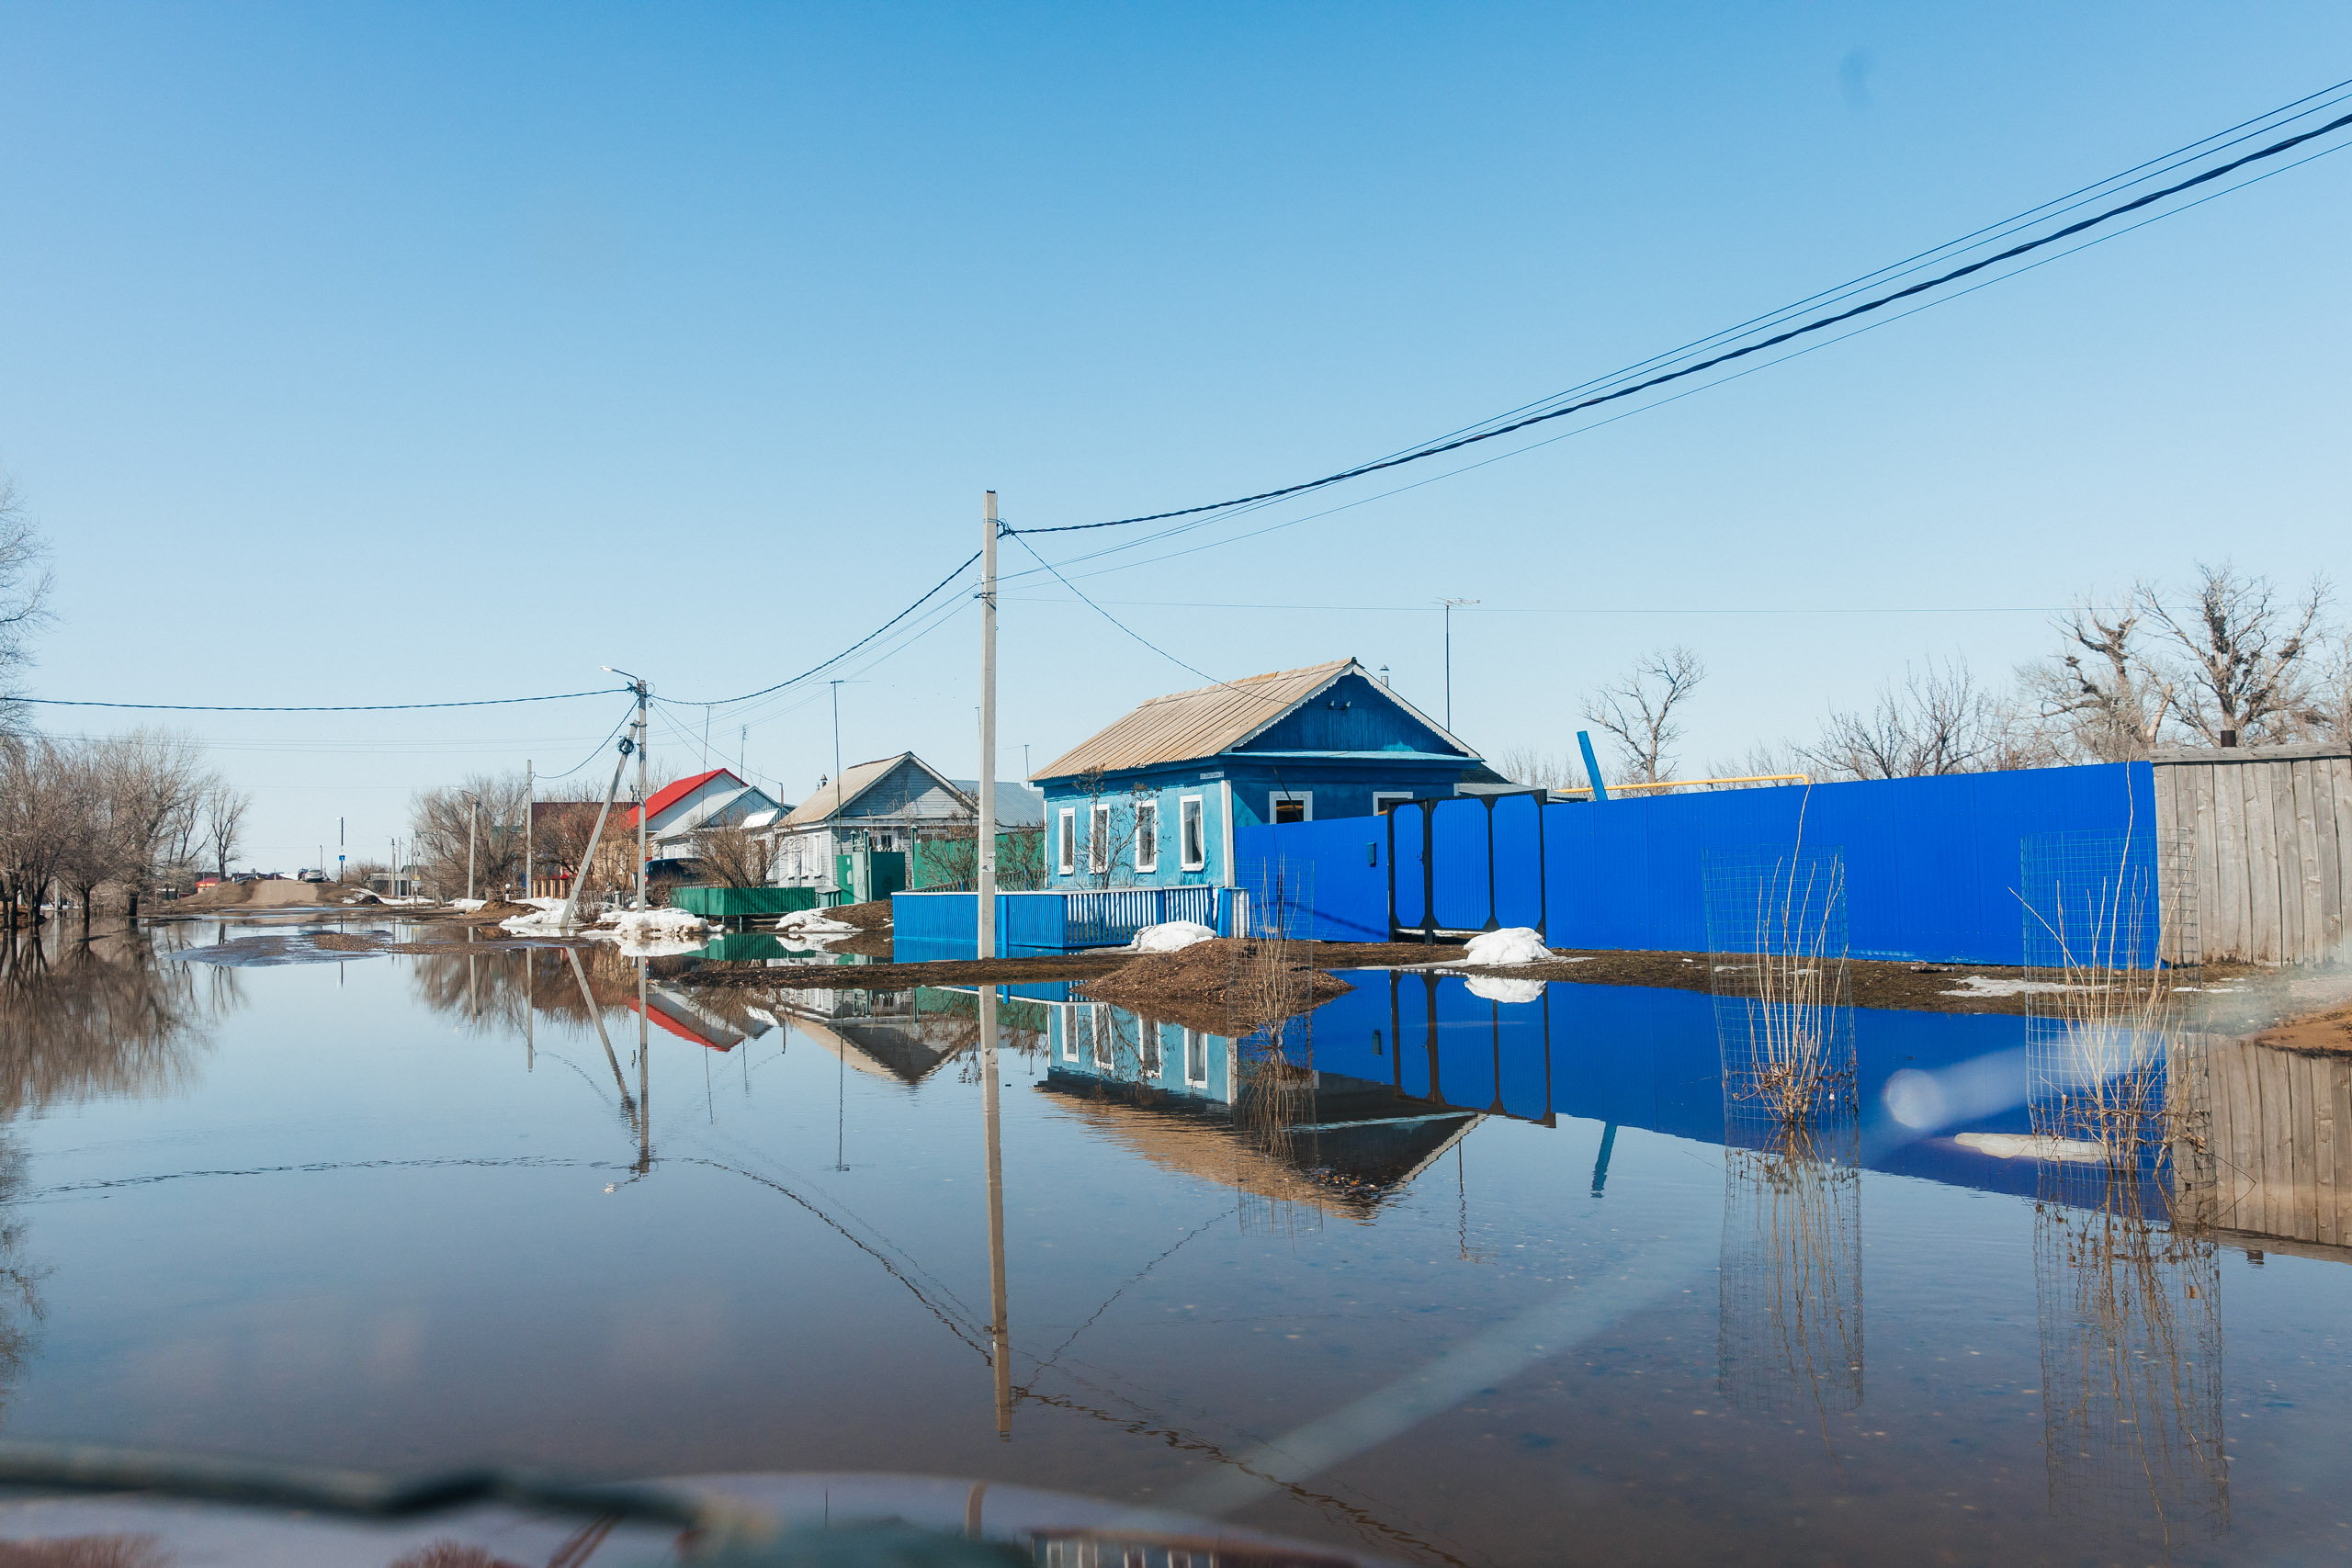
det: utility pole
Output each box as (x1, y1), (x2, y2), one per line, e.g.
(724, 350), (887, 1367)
(978, 491), (997, 960)
(464, 792), (480, 902)
(523, 761), (534, 899)
(605, 669), (651, 911)
(1438, 598), (1478, 732)
(338, 816), (345, 884)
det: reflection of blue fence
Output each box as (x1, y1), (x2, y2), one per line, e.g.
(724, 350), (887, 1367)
(1238, 763), (2157, 965)
(892, 886), (1238, 958)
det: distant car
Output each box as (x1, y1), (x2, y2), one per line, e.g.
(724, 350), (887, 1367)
(297, 868), (325, 883)
(231, 873), (259, 884)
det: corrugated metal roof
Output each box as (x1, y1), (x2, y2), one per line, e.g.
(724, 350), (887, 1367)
(1031, 659), (1474, 780)
(776, 752), (972, 829)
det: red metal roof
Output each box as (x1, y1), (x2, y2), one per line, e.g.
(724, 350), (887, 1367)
(621, 768), (739, 829)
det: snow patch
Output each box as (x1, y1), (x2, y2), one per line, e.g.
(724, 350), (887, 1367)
(1460, 927), (1553, 967)
(1941, 975), (2075, 998)
(775, 908), (860, 938)
(449, 898), (486, 912)
(1128, 920), (1216, 953)
(1465, 974), (1546, 1004)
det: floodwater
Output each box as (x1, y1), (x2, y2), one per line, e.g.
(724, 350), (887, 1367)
(0, 919), (2346, 1566)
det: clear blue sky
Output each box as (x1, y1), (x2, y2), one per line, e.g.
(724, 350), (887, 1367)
(4, 3), (2347, 867)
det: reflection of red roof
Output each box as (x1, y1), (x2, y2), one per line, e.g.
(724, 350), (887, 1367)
(622, 769), (739, 829)
(628, 996), (733, 1052)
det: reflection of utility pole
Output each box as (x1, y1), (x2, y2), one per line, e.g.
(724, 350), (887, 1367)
(1590, 1122), (1618, 1197)
(981, 981), (1012, 1437)
(565, 946), (632, 1115)
(637, 966), (651, 1175)
(526, 950), (534, 1071)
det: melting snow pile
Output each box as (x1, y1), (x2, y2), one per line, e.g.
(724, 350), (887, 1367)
(500, 897), (582, 932)
(601, 908), (710, 942)
(1465, 974), (1546, 1004)
(1460, 927), (1553, 967)
(1128, 920), (1216, 953)
(775, 908), (860, 939)
(449, 898), (486, 912)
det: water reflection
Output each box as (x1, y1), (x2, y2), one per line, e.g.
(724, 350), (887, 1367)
(1717, 1122), (1864, 1420)
(1040, 1000), (1478, 1225)
(0, 928), (238, 1424)
(0, 929), (230, 1113)
(2035, 1162), (2227, 1543)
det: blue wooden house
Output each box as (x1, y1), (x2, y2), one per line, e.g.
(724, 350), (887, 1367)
(1030, 658), (1500, 890)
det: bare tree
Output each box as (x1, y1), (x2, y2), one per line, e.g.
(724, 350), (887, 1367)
(526, 777), (633, 908)
(1800, 657), (2018, 780)
(1069, 769), (1156, 888)
(0, 477), (53, 739)
(687, 822), (774, 888)
(1494, 746), (1584, 792)
(2305, 632), (2352, 751)
(2141, 564), (2330, 748)
(201, 782), (251, 879)
(410, 771), (531, 897)
(0, 739), (74, 926)
(2018, 595), (2177, 763)
(1580, 646), (1705, 785)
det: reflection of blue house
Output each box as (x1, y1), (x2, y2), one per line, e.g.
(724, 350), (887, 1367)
(1030, 659), (1501, 890)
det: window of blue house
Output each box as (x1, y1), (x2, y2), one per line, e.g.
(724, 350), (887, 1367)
(1088, 803), (1111, 874)
(1135, 800), (1159, 873)
(1180, 795), (1205, 871)
(1057, 808), (1075, 874)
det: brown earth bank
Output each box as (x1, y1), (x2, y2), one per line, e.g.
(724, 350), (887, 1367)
(2250, 1001), (2352, 1055)
(1080, 938), (1352, 1034)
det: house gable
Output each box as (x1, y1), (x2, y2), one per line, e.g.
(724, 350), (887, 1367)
(836, 757), (973, 824)
(1231, 671), (1464, 759)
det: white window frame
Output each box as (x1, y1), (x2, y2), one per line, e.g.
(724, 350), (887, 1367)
(1057, 808), (1076, 874)
(1179, 795), (1206, 871)
(1183, 1029), (1207, 1088)
(1134, 799), (1159, 873)
(1091, 1004), (1114, 1069)
(1088, 803), (1112, 874)
(1371, 790), (1414, 814)
(1269, 789), (1314, 824)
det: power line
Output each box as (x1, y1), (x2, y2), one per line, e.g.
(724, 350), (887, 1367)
(1008, 104), (2352, 538)
(22, 687), (629, 713)
(665, 547), (983, 709)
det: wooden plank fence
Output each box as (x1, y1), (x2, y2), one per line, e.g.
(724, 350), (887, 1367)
(2176, 1036), (2352, 1259)
(2152, 744), (2352, 964)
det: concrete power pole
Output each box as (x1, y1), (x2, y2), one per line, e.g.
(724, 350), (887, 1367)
(634, 683), (650, 911)
(978, 490), (998, 958)
(524, 760), (533, 899)
(465, 793), (479, 902)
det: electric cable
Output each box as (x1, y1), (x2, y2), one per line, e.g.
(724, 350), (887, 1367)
(1008, 104), (2352, 538)
(21, 686), (630, 713)
(535, 705), (639, 782)
(664, 548), (982, 709)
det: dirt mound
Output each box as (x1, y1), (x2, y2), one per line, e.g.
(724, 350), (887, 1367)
(462, 900), (536, 921)
(1082, 938), (1350, 1034)
(2251, 1000), (2352, 1056)
(831, 898), (896, 930)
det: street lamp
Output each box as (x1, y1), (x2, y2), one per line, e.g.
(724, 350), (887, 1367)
(1438, 598), (1479, 731)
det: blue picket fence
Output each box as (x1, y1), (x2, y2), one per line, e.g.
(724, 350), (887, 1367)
(1235, 762), (2160, 966)
(893, 886), (1237, 959)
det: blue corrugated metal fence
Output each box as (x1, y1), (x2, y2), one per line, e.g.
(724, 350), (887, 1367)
(1235, 762), (2160, 966)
